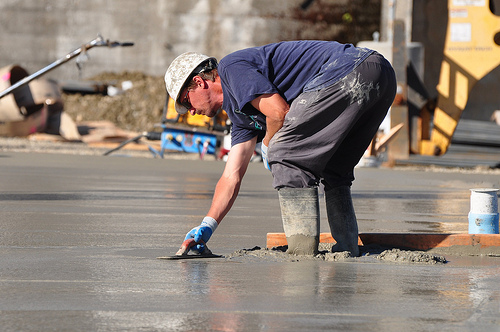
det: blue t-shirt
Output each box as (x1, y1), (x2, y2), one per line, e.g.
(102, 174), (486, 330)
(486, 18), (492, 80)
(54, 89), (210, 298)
(218, 40), (373, 146)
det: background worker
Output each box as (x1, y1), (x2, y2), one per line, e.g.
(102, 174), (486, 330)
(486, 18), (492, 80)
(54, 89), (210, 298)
(165, 40), (396, 257)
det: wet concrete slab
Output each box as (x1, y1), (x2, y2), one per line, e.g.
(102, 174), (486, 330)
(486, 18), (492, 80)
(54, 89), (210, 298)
(1, 151), (500, 331)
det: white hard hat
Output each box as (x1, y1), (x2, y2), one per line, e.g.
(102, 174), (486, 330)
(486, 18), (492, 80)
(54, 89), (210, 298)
(164, 52), (217, 114)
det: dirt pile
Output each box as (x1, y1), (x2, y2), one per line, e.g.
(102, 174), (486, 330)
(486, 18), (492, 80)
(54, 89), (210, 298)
(61, 71), (166, 133)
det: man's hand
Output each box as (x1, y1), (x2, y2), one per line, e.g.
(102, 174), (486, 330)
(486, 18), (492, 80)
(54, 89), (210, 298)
(178, 217), (218, 255)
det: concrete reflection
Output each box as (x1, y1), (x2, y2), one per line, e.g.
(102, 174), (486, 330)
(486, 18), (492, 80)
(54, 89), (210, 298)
(354, 190), (470, 233)
(177, 261), (249, 331)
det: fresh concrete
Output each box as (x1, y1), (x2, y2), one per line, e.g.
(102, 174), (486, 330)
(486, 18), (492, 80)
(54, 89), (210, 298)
(1, 151), (500, 331)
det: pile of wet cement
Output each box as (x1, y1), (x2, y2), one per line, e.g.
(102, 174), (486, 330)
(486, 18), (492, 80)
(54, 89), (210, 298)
(226, 244), (448, 264)
(374, 248), (447, 264)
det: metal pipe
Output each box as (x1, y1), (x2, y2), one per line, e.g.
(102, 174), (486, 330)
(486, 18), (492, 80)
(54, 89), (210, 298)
(0, 34), (133, 100)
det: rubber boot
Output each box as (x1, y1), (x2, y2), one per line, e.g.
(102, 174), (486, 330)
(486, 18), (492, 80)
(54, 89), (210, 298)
(278, 187), (320, 255)
(325, 186), (360, 257)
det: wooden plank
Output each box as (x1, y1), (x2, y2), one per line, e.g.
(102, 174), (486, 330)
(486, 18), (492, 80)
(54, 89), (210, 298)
(266, 232), (500, 250)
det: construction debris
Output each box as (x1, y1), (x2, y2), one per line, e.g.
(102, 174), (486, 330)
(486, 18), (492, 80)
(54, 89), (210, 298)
(62, 71), (165, 133)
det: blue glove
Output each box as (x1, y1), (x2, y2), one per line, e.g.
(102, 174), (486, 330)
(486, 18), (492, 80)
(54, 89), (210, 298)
(184, 217), (218, 253)
(261, 143), (270, 171)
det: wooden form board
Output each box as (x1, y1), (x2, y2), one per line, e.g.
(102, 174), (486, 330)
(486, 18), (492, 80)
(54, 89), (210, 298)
(266, 232), (500, 251)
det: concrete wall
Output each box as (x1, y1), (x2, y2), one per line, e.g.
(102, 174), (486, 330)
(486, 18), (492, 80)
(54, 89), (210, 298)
(0, 0), (284, 81)
(3, 0), (498, 120)
(0, 0), (380, 82)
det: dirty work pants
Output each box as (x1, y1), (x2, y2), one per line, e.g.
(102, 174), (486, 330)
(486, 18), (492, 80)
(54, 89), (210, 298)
(268, 52), (397, 190)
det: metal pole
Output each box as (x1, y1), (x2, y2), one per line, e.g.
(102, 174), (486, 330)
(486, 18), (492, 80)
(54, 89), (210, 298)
(0, 34), (133, 100)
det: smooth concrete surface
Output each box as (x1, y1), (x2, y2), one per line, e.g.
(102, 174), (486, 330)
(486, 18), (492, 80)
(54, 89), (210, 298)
(1, 151), (500, 331)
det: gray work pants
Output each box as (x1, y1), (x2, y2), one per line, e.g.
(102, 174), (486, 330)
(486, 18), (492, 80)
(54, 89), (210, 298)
(269, 53), (397, 190)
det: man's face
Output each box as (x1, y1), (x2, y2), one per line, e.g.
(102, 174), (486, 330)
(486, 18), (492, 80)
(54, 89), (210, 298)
(179, 77), (220, 118)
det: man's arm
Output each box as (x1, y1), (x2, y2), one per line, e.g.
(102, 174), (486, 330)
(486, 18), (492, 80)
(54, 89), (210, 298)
(251, 93), (289, 146)
(206, 136), (258, 223)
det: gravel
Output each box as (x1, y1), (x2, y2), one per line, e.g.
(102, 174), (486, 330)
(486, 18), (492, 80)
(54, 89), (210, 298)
(62, 71), (166, 133)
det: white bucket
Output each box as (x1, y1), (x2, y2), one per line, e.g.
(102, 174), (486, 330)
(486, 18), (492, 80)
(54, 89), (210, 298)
(470, 189), (499, 214)
(468, 188), (499, 234)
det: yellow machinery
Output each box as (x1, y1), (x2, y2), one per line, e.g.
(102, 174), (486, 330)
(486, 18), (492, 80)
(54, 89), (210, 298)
(420, 0), (500, 155)
(163, 97), (228, 129)
(153, 96), (229, 158)
(105, 98), (229, 158)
